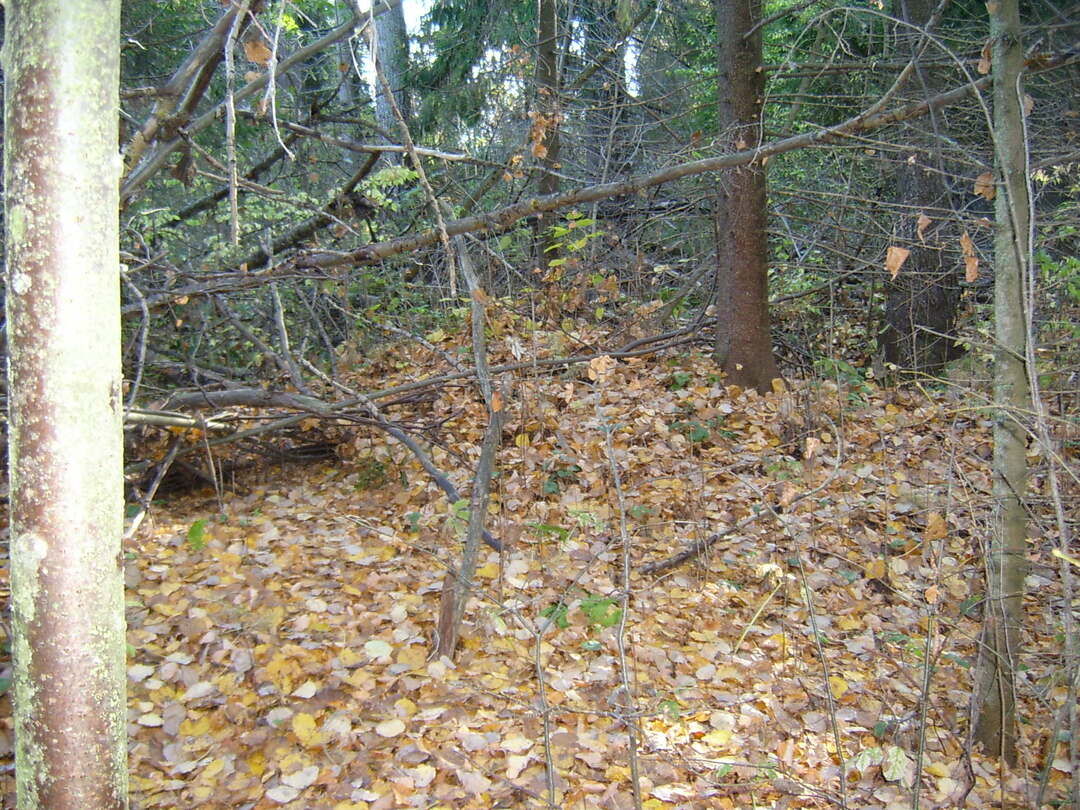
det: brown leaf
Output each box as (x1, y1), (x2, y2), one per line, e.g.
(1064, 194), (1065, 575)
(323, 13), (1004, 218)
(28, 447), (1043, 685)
(1023, 93), (1035, 116)
(916, 213), (932, 242)
(974, 171), (995, 201)
(965, 255), (980, 283)
(885, 246), (910, 279)
(977, 40), (992, 74)
(960, 231), (975, 257)
(244, 37), (272, 66)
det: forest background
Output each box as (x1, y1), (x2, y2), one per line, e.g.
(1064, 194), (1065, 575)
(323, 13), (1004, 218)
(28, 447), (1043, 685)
(0, 0), (1078, 808)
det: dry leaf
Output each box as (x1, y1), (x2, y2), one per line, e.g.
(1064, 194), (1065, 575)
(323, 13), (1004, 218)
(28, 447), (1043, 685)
(924, 511), (948, 541)
(244, 37), (273, 66)
(965, 255), (980, 282)
(587, 354), (617, 380)
(1023, 93), (1035, 116)
(375, 718), (405, 737)
(977, 40), (992, 74)
(916, 213), (932, 242)
(974, 171), (995, 201)
(885, 246), (910, 279)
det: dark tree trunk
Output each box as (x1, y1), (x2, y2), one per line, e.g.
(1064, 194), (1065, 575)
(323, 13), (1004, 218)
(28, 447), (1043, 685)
(712, 0), (780, 392)
(881, 0), (961, 377)
(534, 0), (562, 267)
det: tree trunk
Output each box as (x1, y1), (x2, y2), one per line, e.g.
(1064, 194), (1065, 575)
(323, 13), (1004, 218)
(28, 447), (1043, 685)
(3, 1), (127, 807)
(712, 0), (780, 392)
(534, 0), (562, 267)
(373, 0), (410, 159)
(581, 0), (628, 183)
(972, 0), (1030, 763)
(881, 0), (961, 377)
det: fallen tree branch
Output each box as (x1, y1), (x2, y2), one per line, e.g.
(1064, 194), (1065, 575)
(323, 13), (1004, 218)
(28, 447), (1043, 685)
(295, 71), (998, 269)
(120, 0), (403, 204)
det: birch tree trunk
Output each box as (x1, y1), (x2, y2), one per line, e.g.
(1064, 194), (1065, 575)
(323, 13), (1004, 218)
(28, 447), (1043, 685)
(972, 0), (1031, 763)
(2, 0), (127, 806)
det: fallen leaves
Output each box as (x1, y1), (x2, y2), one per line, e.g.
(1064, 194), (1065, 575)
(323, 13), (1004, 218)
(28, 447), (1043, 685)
(0, 315), (1067, 808)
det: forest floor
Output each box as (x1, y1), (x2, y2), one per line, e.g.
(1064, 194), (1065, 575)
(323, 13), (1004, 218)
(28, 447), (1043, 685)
(0, 314), (1075, 809)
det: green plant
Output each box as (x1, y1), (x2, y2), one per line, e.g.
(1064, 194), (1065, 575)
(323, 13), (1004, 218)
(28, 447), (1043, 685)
(667, 370), (693, 391)
(580, 594), (622, 628)
(528, 522), (571, 544)
(545, 210), (604, 270)
(540, 602), (570, 629)
(542, 459), (581, 494)
(186, 519), (208, 551)
(353, 456), (389, 490)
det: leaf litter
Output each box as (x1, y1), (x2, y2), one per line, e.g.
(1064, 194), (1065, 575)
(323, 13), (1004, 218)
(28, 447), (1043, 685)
(0, 313), (1074, 809)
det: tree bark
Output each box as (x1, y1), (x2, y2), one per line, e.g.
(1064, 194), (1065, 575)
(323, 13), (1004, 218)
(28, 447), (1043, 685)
(712, 0), (780, 392)
(373, 0), (411, 160)
(534, 0), (562, 266)
(3, 1), (127, 807)
(881, 0), (960, 377)
(972, 0), (1031, 764)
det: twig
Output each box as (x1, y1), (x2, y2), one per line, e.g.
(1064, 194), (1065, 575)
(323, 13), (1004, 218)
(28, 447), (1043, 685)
(224, 1), (252, 246)
(124, 436), (184, 541)
(436, 235), (505, 657)
(599, 398), (644, 810)
(269, 282), (311, 395)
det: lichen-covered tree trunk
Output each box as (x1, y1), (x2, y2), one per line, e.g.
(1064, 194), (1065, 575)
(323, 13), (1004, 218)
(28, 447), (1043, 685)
(373, 0), (411, 157)
(881, 0), (961, 377)
(2, 1), (127, 806)
(712, 0), (780, 392)
(972, 0), (1031, 763)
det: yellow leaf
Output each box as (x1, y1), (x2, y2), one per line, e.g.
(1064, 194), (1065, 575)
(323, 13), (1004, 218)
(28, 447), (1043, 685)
(828, 676), (849, 699)
(180, 716), (212, 736)
(337, 648), (363, 668)
(837, 615), (861, 631)
(885, 246), (910, 279)
(396, 645), (427, 671)
(864, 558), (887, 580)
(475, 561), (500, 579)
(291, 712), (323, 747)
(247, 751), (267, 777)
(394, 697), (418, 717)
(701, 728), (732, 747)
(926, 761), (950, 778)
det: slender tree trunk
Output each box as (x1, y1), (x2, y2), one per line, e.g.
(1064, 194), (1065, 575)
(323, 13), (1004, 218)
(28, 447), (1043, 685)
(972, 0), (1031, 763)
(3, 1), (127, 807)
(581, 0), (627, 183)
(534, 0), (562, 267)
(712, 0), (780, 392)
